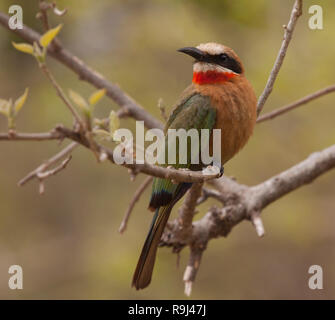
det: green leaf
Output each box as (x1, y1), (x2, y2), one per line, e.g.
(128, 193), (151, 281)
(40, 24), (63, 48)
(89, 88), (106, 106)
(7, 98), (14, 118)
(12, 42), (34, 55)
(68, 89), (89, 112)
(0, 99), (9, 116)
(0, 99), (7, 108)
(109, 111), (120, 136)
(7, 98), (16, 128)
(14, 88), (29, 114)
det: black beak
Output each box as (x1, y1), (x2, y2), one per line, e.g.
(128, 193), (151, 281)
(177, 47), (206, 61)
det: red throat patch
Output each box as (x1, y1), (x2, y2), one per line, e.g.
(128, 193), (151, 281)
(192, 70), (236, 85)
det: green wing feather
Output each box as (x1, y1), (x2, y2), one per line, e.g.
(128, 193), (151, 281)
(149, 93), (216, 209)
(133, 93), (217, 289)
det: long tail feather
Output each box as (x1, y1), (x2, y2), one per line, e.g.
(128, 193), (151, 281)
(132, 182), (192, 290)
(132, 205), (172, 290)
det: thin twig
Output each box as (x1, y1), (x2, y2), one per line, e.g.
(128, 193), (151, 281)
(37, 155), (72, 180)
(119, 176), (153, 234)
(257, 84), (335, 123)
(257, 0), (303, 115)
(37, 155), (72, 195)
(37, 0), (51, 31)
(18, 142), (78, 186)
(0, 131), (62, 141)
(37, 1), (63, 48)
(39, 63), (85, 128)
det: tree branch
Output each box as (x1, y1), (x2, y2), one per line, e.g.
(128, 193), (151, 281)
(51, 125), (222, 183)
(162, 143), (335, 250)
(249, 144), (335, 210)
(183, 246), (205, 297)
(37, 0), (51, 31)
(257, 84), (335, 123)
(37, 155), (72, 195)
(175, 183), (203, 239)
(39, 63), (84, 128)
(119, 176), (153, 233)
(18, 141), (78, 186)
(0, 12), (163, 130)
(257, 0), (303, 115)
(196, 187), (225, 206)
(0, 130), (62, 141)
(0, 124), (219, 184)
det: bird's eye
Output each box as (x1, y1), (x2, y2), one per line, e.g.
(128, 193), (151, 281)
(220, 53), (228, 61)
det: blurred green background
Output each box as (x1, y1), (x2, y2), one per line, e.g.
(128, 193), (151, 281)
(0, 0), (334, 299)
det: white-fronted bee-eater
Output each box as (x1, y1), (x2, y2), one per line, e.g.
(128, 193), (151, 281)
(132, 42), (257, 290)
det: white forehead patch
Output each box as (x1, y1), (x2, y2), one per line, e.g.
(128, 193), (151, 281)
(196, 42), (225, 55)
(193, 62), (236, 74)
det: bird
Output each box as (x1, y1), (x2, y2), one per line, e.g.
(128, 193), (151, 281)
(132, 42), (257, 290)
